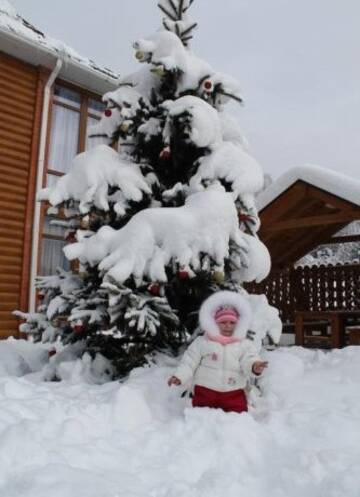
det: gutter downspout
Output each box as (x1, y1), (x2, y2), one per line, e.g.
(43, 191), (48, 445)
(29, 57), (63, 312)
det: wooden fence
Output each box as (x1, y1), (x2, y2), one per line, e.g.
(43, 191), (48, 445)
(246, 263), (360, 323)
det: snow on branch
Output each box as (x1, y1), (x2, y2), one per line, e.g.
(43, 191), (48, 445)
(64, 184), (269, 284)
(38, 145), (151, 216)
(163, 96), (264, 202)
(191, 142), (264, 199)
(88, 85), (149, 143)
(247, 293), (282, 349)
(132, 31), (243, 104)
(133, 31), (212, 95)
(163, 95), (222, 148)
(35, 268), (82, 295)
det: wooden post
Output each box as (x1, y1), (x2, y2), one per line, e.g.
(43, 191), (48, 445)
(295, 313), (304, 346)
(331, 314), (341, 348)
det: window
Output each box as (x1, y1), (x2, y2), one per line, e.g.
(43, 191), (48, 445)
(46, 84), (106, 184)
(40, 82), (105, 276)
(48, 104), (80, 173)
(86, 98), (108, 150)
(40, 216), (71, 276)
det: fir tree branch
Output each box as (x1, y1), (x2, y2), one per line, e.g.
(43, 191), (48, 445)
(118, 82), (134, 88)
(87, 133), (108, 138)
(178, 0), (185, 19)
(120, 142), (136, 146)
(183, 0), (195, 12)
(181, 22), (198, 37)
(181, 35), (193, 44)
(199, 74), (212, 84)
(168, 0), (179, 17)
(162, 18), (170, 32)
(108, 98), (123, 110)
(217, 89), (244, 104)
(158, 3), (177, 21)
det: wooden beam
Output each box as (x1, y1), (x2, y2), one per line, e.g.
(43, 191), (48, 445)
(263, 209), (360, 232)
(272, 223), (346, 268)
(259, 182), (307, 222)
(305, 183), (359, 211)
(323, 234), (360, 244)
(260, 197), (323, 241)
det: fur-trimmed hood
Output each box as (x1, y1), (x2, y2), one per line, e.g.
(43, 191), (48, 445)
(199, 291), (252, 338)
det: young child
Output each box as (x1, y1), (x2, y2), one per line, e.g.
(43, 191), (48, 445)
(168, 290), (268, 413)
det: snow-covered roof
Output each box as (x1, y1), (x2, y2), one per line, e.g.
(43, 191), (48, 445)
(257, 164), (360, 211)
(0, 1), (119, 94)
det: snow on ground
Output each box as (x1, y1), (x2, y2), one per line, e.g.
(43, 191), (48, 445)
(0, 339), (360, 497)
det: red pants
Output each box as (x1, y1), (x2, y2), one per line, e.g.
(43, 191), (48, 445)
(192, 385), (248, 413)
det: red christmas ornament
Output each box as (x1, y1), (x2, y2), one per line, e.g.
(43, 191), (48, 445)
(66, 231), (77, 243)
(149, 283), (161, 296)
(38, 293), (45, 301)
(238, 213), (252, 222)
(203, 79), (213, 92)
(178, 270), (189, 280)
(159, 147), (171, 161)
(104, 108), (112, 117)
(73, 323), (84, 334)
(48, 348), (56, 358)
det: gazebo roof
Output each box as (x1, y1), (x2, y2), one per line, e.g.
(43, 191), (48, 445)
(256, 165), (360, 269)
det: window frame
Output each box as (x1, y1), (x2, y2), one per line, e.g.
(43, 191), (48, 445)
(38, 79), (104, 277)
(46, 79), (104, 175)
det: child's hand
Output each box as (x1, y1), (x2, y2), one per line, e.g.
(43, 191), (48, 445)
(252, 361), (268, 375)
(167, 375), (181, 386)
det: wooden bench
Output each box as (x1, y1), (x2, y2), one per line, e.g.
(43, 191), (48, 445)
(348, 328), (360, 345)
(295, 310), (360, 348)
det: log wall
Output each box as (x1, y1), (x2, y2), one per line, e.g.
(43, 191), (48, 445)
(0, 52), (43, 338)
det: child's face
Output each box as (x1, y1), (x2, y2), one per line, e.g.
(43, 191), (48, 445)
(218, 320), (236, 336)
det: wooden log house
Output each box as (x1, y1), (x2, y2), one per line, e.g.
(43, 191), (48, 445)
(0, 5), (118, 338)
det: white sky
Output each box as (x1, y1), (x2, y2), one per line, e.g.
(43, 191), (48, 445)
(11, 0), (360, 180)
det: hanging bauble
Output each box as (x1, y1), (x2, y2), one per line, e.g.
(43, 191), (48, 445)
(212, 271), (225, 284)
(202, 79), (213, 92)
(80, 215), (90, 229)
(135, 50), (145, 61)
(48, 348), (56, 358)
(120, 122), (131, 133)
(148, 283), (161, 296)
(151, 65), (166, 77)
(73, 323), (84, 334)
(238, 212), (252, 222)
(178, 269), (189, 280)
(38, 292), (45, 301)
(159, 146), (171, 161)
(66, 230), (77, 243)
(104, 108), (112, 117)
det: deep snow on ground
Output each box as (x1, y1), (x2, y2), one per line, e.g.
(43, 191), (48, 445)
(0, 338), (360, 497)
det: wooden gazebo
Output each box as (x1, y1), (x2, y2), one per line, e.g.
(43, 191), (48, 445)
(248, 165), (360, 348)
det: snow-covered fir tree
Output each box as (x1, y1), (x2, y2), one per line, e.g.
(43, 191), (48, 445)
(19, 0), (281, 377)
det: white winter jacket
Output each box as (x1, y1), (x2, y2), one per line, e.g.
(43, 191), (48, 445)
(174, 336), (261, 392)
(174, 291), (262, 392)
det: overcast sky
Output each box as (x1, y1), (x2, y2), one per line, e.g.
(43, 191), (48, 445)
(12, 0), (360, 180)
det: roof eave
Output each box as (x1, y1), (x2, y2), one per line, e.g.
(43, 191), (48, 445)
(257, 164), (360, 212)
(0, 27), (119, 95)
